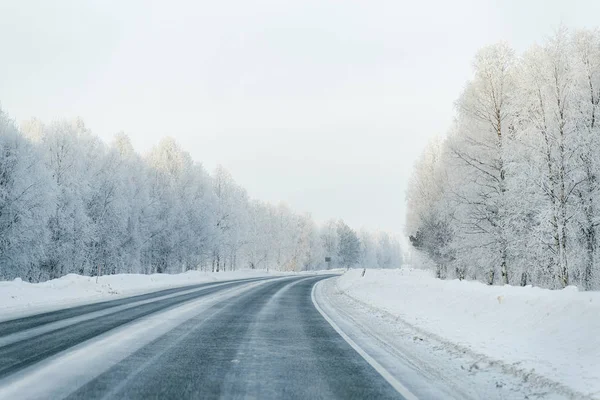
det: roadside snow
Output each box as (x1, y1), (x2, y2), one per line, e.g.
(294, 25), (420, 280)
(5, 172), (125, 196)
(0, 270), (282, 321)
(326, 268), (599, 399)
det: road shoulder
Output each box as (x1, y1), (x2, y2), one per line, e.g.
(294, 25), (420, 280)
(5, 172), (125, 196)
(313, 276), (577, 400)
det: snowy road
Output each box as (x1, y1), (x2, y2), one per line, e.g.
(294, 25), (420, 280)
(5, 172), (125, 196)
(0, 275), (404, 399)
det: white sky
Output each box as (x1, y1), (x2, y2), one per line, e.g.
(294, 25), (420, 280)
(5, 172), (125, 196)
(1, 0), (599, 237)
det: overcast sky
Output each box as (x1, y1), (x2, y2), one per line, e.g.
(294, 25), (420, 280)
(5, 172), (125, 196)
(1, 0), (599, 237)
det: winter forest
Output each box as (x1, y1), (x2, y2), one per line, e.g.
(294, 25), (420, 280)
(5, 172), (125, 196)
(407, 28), (600, 290)
(0, 110), (401, 282)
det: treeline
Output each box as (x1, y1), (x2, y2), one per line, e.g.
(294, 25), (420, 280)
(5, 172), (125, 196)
(0, 109), (402, 282)
(407, 28), (600, 290)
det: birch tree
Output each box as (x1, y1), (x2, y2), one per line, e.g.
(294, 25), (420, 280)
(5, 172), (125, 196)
(571, 29), (600, 289)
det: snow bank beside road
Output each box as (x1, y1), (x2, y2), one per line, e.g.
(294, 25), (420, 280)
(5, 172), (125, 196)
(335, 268), (600, 398)
(0, 270), (283, 320)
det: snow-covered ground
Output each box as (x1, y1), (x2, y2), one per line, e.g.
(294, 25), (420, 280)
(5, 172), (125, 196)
(316, 268), (600, 400)
(0, 270), (339, 321)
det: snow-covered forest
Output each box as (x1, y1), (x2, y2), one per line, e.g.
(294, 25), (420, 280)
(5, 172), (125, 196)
(407, 28), (600, 290)
(0, 110), (401, 282)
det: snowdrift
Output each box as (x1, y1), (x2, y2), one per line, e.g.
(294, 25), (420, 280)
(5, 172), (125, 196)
(336, 268), (600, 398)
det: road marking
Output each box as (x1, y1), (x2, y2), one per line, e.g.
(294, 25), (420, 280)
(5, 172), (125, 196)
(311, 280), (419, 400)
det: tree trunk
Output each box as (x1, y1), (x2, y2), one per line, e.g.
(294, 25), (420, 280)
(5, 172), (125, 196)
(487, 269), (495, 285)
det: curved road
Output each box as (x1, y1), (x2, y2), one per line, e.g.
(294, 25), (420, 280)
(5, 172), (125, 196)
(0, 276), (403, 399)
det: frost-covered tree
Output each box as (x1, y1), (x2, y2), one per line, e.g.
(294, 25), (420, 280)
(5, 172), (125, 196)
(0, 108), (400, 281)
(451, 42), (516, 285)
(358, 229), (378, 268)
(571, 29), (600, 289)
(40, 120), (94, 278)
(0, 111), (53, 280)
(211, 165), (249, 272)
(406, 136), (455, 277)
(407, 28), (600, 290)
(337, 221), (360, 269)
(320, 219), (340, 268)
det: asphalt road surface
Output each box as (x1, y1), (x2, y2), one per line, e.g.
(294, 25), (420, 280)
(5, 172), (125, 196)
(0, 276), (403, 399)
